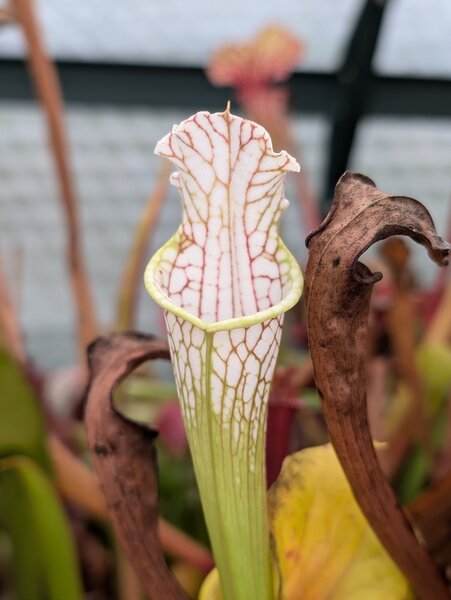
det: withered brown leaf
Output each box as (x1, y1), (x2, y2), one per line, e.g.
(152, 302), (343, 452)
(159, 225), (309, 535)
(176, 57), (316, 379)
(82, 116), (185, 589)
(305, 172), (450, 599)
(84, 332), (188, 600)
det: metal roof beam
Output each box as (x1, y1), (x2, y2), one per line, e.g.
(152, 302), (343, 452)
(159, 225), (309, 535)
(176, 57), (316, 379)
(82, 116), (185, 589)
(2, 59), (450, 118)
(324, 0), (390, 209)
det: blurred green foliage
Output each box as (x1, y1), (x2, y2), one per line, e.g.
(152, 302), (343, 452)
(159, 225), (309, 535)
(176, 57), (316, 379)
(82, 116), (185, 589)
(395, 343), (451, 504)
(157, 442), (210, 548)
(0, 351), (50, 471)
(0, 350), (83, 599)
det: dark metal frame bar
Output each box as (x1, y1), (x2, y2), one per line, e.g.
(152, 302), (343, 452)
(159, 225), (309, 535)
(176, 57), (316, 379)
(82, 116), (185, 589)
(2, 59), (451, 117)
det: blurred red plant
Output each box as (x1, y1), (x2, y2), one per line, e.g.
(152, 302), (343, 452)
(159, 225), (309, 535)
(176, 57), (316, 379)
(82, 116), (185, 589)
(207, 26), (321, 234)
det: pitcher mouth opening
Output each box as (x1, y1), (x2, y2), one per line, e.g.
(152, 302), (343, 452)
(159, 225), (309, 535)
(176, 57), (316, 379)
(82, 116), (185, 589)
(144, 232), (303, 334)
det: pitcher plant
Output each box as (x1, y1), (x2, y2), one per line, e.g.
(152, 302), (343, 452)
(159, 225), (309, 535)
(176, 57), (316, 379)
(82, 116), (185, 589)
(144, 107), (303, 600)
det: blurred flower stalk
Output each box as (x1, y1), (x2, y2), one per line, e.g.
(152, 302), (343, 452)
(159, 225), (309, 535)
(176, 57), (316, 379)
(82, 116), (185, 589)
(145, 107), (303, 599)
(207, 26), (321, 233)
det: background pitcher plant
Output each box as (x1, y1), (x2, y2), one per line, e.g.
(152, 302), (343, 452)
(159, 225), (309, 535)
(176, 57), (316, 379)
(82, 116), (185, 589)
(144, 108), (303, 600)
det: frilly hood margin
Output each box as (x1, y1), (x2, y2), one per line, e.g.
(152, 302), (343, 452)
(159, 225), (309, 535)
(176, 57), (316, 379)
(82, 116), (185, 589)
(145, 109), (303, 600)
(145, 109), (302, 331)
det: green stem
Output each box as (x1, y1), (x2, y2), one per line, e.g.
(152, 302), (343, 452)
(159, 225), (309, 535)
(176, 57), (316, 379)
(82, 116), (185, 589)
(184, 331), (272, 600)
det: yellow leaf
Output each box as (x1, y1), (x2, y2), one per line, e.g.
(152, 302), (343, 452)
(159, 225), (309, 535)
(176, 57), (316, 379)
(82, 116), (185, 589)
(198, 444), (412, 600)
(268, 444), (413, 600)
(198, 569), (222, 600)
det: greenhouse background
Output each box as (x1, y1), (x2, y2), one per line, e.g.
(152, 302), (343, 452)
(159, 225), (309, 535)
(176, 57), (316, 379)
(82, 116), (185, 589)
(1, 1), (451, 599)
(0, 0), (450, 368)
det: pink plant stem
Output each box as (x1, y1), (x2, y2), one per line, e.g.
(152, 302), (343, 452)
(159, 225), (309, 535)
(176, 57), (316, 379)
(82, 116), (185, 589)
(243, 92), (321, 236)
(0, 255), (26, 364)
(0, 5), (15, 22)
(283, 128), (321, 235)
(116, 161), (170, 330)
(13, 0), (98, 360)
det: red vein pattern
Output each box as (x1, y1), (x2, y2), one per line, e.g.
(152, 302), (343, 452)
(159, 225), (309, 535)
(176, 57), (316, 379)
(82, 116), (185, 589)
(154, 109), (299, 323)
(145, 109), (302, 600)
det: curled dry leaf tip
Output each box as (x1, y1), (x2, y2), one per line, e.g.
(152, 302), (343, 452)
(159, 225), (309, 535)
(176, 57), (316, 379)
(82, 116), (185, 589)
(305, 171), (450, 599)
(84, 332), (189, 600)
